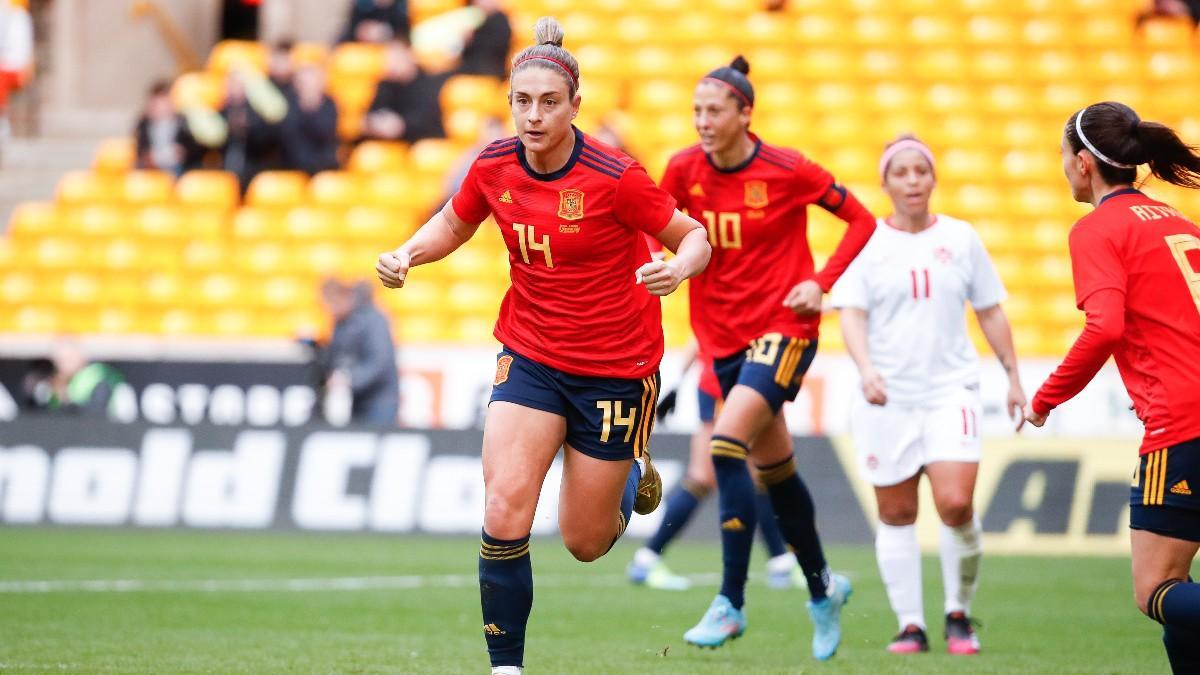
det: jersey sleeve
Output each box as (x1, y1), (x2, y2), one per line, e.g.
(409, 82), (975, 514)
(449, 158), (491, 225)
(1068, 221), (1127, 309)
(967, 229), (1008, 309)
(615, 162), (677, 236)
(658, 155), (689, 208)
(792, 155), (836, 206)
(829, 253), (870, 310)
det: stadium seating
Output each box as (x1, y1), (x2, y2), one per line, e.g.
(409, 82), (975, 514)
(4, 1), (1197, 352)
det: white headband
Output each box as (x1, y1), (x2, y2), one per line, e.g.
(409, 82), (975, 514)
(1075, 108), (1136, 170)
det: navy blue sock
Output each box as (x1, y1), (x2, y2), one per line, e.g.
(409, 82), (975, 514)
(479, 530), (533, 668)
(1163, 624), (1200, 674)
(712, 435), (756, 609)
(758, 455), (830, 600)
(645, 478), (709, 555)
(755, 486), (788, 558)
(1149, 578), (1200, 630)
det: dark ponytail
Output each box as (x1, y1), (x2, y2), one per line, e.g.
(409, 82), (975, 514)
(1065, 101), (1200, 189)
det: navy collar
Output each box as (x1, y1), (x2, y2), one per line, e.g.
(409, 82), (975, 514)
(706, 137), (761, 174)
(516, 127), (583, 182)
(1098, 187), (1142, 206)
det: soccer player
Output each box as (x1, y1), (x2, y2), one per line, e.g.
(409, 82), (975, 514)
(1024, 101), (1200, 675)
(627, 343), (802, 591)
(660, 56), (877, 660)
(831, 135), (1026, 655)
(375, 18), (711, 675)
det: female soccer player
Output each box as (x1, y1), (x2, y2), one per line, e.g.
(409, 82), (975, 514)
(1024, 101), (1200, 675)
(627, 343), (801, 591)
(660, 56), (877, 660)
(376, 18), (711, 675)
(831, 135), (1026, 655)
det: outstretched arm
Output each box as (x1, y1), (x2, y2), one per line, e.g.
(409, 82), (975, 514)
(975, 304), (1026, 430)
(376, 203), (482, 288)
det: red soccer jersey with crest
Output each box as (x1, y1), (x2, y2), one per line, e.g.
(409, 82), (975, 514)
(1032, 189), (1200, 454)
(660, 135), (876, 358)
(451, 128), (677, 379)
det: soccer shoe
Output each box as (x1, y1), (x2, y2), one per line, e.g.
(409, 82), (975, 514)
(806, 573), (853, 661)
(633, 454), (663, 515)
(887, 624), (931, 654)
(684, 595), (747, 648)
(491, 667), (522, 674)
(765, 561), (805, 589)
(945, 611), (981, 655)
(627, 559), (692, 591)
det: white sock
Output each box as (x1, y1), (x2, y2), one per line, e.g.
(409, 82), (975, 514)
(633, 547), (660, 568)
(876, 522), (925, 630)
(766, 553), (796, 574)
(940, 516), (982, 615)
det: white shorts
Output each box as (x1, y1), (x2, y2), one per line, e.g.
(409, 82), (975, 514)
(849, 387), (983, 487)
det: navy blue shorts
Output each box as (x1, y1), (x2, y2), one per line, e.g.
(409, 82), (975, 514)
(489, 347), (659, 462)
(1130, 438), (1200, 543)
(697, 387), (717, 424)
(712, 334), (818, 413)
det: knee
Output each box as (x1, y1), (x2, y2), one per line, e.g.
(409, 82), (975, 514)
(483, 490), (534, 537)
(562, 533), (608, 563)
(937, 495), (974, 527)
(878, 503), (918, 526)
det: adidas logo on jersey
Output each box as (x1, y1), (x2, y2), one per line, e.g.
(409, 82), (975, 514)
(1171, 480), (1192, 496)
(499, 190), (513, 204)
(688, 183), (705, 197)
(721, 517), (746, 531)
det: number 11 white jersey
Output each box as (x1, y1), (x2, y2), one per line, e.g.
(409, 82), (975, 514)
(830, 216), (1007, 406)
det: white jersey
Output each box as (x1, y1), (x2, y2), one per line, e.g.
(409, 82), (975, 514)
(830, 215), (1006, 406)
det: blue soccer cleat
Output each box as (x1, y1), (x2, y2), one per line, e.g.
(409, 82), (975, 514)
(627, 558), (691, 591)
(684, 595), (747, 648)
(806, 573), (852, 660)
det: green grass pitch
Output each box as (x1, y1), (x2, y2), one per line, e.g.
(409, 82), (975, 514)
(0, 528), (1174, 674)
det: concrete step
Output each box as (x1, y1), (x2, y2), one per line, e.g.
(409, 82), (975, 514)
(1, 136), (105, 232)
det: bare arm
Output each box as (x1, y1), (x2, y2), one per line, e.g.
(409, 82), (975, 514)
(840, 307), (886, 405)
(975, 303), (1026, 430)
(376, 203), (482, 288)
(636, 210), (711, 296)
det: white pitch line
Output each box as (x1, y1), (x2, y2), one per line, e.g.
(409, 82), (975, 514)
(0, 573), (723, 594)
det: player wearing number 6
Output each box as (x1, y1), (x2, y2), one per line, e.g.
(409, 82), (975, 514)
(830, 135), (1025, 656)
(375, 17), (710, 675)
(1023, 101), (1200, 675)
(659, 56), (876, 660)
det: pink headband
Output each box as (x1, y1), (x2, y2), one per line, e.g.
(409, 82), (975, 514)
(516, 54), (578, 87)
(702, 77), (752, 108)
(879, 139), (935, 179)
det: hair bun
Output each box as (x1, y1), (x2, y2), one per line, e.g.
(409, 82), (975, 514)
(729, 55), (750, 75)
(533, 16), (565, 48)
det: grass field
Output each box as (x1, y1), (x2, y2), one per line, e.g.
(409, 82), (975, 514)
(0, 528), (1172, 674)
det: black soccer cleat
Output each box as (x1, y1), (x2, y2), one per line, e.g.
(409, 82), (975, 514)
(886, 624), (930, 654)
(944, 611), (981, 655)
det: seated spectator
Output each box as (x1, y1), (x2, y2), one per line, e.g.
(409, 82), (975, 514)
(135, 80), (204, 175)
(1136, 0), (1200, 26)
(340, 0), (410, 44)
(267, 39), (296, 96)
(40, 342), (125, 419)
(282, 64), (339, 175)
(457, 0), (512, 79)
(363, 40), (447, 144)
(219, 70), (288, 192)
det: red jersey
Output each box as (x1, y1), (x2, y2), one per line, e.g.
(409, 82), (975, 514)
(452, 128), (677, 379)
(697, 351), (722, 399)
(1032, 189), (1200, 454)
(660, 135), (877, 358)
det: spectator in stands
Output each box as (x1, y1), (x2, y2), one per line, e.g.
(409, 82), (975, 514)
(218, 69), (288, 192)
(267, 38), (296, 97)
(45, 342), (125, 419)
(134, 80), (203, 175)
(0, 0), (33, 165)
(1136, 0), (1200, 27)
(220, 0), (260, 41)
(281, 64), (339, 175)
(319, 279), (400, 427)
(362, 39), (447, 144)
(340, 0), (410, 44)
(456, 0), (512, 79)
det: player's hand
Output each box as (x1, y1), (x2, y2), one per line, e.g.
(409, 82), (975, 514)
(1008, 381), (1028, 432)
(636, 259), (684, 296)
(862, 369), (887, 406)
(655, 389), (678, 421)
(783, 280), (824, 315)
(1023, 403), (1047, 428)
(377, 249), (411, 289)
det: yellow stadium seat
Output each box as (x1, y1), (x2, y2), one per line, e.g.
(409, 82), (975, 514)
(176, 170), (240, 210)
(234, 241), (288, 275)
(246, 171), (309, 208)
(912, 48), (965, 81)
(965, 16), (1018, 47)
(94, 137), (136, 174)
(8, 202), (58, 239)
(410, 139), (464, 176)
(1147, 51), (1197, 82)
(291, 42), (329, 67)
(285, 208), (338, 240)
(1022, 17), (1068, 48)
(159, 308), (198, 336)
(144, 273), (184, 307)
(186, 208), (230, 239)
(309, 171), (364, 209)
(345, 206), (405, 244)
(67, 204), (131, 238)
(613, 14), (655, 45)
(196, 272), (243, 307)
(181, 240), (228, 273)
(232, 207), (287, 240)
(851, 14), (903, 47)
(33, 237), (85, 270)
(742, 12), (790, 46)
(908, 15), (958, 47)
(349, 141), (409, 174)
(0, 271), (35, 304)
(444, 108), (491, 144)
(97, 238), (151, 273)
(57, 171), (121, 205)
(441, 74), (503, 115)
(330, 43), (387, 80)
(171, 72), (225, 110)
(971, 50), (1021, 83)
(11, 306), (61, 334)
(794, 14), (850, 47)
(629, 80), (692, 113)
(1079, 16), (1132, 48)
(1138, 17), (1195, 50)
(56, 272), (102, 306)
(95, 307), (140, 335)
(122, 170), (174, 205)
(135, 205), (189, 240)
(207, 40), (268, 76)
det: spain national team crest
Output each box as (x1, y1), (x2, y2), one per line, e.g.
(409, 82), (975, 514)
(744, 180), (769, 209)
(494, 355), (513, 386)
(558, 188), (585, 221)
